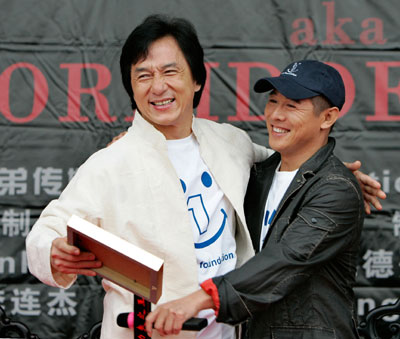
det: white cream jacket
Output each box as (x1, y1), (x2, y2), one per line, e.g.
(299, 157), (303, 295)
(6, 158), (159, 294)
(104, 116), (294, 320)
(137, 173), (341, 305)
(26, 113), (271, 339)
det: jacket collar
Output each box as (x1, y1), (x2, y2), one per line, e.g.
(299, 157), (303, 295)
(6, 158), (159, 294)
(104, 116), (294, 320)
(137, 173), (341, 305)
(128, 110), (169, 150)
(283, 137), (336, 200)
(266, 137), (336, 199)
(128, 111), (203, 150)
(128, 111), (223, 162)
(297, 137), (336, 179)
(256, 137), (335, 177)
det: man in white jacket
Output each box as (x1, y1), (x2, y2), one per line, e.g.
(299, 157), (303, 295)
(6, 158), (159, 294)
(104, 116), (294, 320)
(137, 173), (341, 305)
(26, 15), (270, 339)
(26, 14), (385, 339)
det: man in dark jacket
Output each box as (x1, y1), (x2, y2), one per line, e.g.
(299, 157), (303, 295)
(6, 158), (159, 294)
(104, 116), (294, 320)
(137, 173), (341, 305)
(145, 60), (365, 339)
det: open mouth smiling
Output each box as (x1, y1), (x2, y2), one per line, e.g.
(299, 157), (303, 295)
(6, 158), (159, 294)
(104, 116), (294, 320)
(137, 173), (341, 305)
(272, 126), (289, 134)
(151, 98), (175, 106)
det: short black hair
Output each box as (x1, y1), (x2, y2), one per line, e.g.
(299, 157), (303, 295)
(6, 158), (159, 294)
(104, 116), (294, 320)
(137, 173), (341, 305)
(120, 14), (206, 110)
(311, 95), (332, 116)
(311, 95), (336, 133)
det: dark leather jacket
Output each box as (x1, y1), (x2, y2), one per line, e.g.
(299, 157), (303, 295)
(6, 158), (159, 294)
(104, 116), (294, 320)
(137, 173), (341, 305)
(212, 138), (364, 339)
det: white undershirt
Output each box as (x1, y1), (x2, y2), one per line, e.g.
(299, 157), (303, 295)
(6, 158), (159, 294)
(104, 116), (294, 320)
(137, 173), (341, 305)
(260, 163), (298, 251)
(167, 134), (236, 339)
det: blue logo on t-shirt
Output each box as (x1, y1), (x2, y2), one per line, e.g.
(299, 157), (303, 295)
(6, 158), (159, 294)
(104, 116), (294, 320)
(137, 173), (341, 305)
(264, 209), (276, 227)
(181, 171), (227, 248)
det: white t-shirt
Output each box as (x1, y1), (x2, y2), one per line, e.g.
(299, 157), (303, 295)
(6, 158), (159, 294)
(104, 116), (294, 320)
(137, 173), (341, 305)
(259, 163), (298, 251)
(167, 134), (236, 339)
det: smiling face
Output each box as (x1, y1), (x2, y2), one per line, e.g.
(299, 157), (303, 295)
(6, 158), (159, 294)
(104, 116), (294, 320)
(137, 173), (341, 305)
(130, 36), (201, 139)
(264, 90), (333, 171)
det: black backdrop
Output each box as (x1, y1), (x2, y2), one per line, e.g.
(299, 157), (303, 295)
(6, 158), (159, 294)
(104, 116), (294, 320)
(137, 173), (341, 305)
(0, 1), (399, 338)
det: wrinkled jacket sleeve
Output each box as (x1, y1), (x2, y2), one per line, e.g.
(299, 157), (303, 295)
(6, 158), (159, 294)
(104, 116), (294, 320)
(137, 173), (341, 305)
(25, 156), (104, 288)
(212, 176), (364, 325)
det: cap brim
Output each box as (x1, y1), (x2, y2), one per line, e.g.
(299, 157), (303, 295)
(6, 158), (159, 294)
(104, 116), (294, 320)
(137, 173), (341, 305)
(254, 76), (320, 100)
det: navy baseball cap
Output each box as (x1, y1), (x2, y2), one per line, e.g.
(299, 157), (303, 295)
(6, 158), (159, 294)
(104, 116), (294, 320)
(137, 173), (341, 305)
(254, 60), (345, 110)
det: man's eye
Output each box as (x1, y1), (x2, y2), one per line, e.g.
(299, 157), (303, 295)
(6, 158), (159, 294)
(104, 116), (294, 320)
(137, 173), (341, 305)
(165, 69), (177, 75)
(138, 74), (151, 80)
(287, 103), (297, 108)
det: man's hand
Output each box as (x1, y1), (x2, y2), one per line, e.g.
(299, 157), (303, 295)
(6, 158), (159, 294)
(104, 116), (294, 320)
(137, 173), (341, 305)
(50, 237), (102, 276)
(344, 160), (387, 214)
(145, 289), (214, 337)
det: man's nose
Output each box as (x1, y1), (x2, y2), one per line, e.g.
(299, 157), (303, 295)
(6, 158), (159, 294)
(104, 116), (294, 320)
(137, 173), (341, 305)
(266, 106), (284, 121)
(151, 74), (167, 94)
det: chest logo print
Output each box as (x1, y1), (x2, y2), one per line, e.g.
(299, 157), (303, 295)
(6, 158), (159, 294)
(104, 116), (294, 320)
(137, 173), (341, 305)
(181, 171), (228, 249)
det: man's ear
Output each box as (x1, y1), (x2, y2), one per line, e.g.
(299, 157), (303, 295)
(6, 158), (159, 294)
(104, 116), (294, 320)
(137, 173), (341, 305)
(194, 82), (201, 92)
(321, 107), (339, 131)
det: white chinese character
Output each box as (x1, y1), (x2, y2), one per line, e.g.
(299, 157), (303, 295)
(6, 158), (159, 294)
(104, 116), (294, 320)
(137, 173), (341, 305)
(0, 290), (5, 305)
(1, 209), (31, 237)
(363, 249), (394, 279)
(10, 288), (41, 316)
(33, 167), (62, 195)
(392, 211), (400, 237)
(67, 168), (78, 182)
(0, 168), (27, 196)
(47, 289), (77, 316)
(394, 224), (400, 237)
(393, 211), (400, 223)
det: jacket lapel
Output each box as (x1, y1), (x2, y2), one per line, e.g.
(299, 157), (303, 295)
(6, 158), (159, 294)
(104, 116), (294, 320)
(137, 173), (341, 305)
(245, 152), (281, 252)
(192, 120), (248, 225)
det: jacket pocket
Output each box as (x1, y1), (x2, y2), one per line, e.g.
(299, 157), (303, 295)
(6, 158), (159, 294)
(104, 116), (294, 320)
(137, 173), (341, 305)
(279, 208), (336, 261)
(271, 326), (336, 339)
